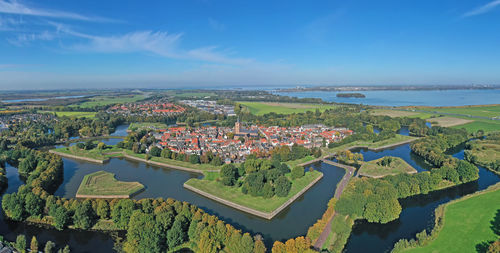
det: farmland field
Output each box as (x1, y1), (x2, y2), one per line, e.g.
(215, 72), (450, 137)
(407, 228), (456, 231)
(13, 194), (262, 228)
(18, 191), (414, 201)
(238, 102), (336, 115)
(426, 116), (473, 127)
(75, 95), (146, 108)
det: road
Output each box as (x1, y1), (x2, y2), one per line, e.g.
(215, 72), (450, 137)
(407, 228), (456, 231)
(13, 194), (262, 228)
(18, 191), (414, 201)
(313, 159), (356, 250)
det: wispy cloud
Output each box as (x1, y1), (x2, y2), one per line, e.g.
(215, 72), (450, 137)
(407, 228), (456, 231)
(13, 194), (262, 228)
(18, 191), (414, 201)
(208, 18), (226, 31)
(463, 0), (500, 17)
(0, 15), (23, 30)
(7, 30), (55, 46)
(51, 23), (252, 65)
(0, 0), (117, 22)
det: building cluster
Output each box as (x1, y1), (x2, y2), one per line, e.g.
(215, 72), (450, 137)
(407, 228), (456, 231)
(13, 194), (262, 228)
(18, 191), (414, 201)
(0, 113), (54, 132)
(0, 241), (13, 253)
(180, 100), (236, 116)
(153, 122), (352, 163)
(107, 99), (186, 116)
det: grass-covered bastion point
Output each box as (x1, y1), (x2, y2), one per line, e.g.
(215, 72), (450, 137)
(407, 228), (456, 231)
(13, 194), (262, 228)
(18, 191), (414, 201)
(184, 169), (323, 219)
(76, 171), (145, 199)
(358, 156), (417, 178)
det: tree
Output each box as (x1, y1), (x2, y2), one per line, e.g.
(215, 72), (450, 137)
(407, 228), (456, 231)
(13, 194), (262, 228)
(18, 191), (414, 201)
(240, 233), (254, 253)
(96, 199), (110, 219)
(161, 148), (172, 159)
(189, 154), (200, 164)
(44, 241), (56, 253)
(30, 236), (39, 253)
(262, 182), (275, 198)
(54, 206), (70, 230)
(111, 199), (136, 229)
(124, 211), (162, 253)
(24, 192), (44, 217)
(254, 238), (267, 253)
(95, 141), (106, 150)
(291, 166), (305, 179)
(15, 234), (26, 253)
(73, 200), (95, 229)
(456, 160), (479, 183)
(488, 240), (500, 253)
(274, 176), (292, 197)
(62, 245), (70, 253)
(149, 146), (162, 157)
(166, 216), (187, 249)
(2, 192), (25, 221)
(220, 164), (238, 186)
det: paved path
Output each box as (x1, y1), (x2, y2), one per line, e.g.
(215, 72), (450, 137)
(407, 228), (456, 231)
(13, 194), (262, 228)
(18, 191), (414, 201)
(313, 159), (356, 250)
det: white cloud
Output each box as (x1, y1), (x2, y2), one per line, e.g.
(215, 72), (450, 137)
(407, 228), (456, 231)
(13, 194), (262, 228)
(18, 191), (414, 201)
(463, 0), (500, 17)
(208, 18), (226, 31)
(0, 15), (22, 30)
(0, 0), (117, 22)
(59, 26), (253, 65)
(7, 30), (55, 46)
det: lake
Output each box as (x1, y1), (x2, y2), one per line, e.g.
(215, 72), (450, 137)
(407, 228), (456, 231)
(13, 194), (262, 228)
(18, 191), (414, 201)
(274, 89), (500, 107)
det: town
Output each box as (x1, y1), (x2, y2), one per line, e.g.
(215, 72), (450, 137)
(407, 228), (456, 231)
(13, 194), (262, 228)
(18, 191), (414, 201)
(107, 99), (186, 116)
(153, 119), (353, 163)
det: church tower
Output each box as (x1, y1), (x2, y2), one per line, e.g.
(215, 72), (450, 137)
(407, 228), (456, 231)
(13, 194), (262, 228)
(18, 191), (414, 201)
(235, 117), (241, 134)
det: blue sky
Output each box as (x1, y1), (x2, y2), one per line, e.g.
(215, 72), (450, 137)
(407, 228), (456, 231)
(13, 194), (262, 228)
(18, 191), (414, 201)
(1, 0), (500, 89)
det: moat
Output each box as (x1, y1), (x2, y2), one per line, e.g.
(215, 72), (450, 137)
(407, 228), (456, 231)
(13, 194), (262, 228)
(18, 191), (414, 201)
(1, 132), (499, 252)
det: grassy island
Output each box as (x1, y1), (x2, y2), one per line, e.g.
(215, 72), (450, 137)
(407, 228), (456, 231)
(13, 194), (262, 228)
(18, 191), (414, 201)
(76, 171), (145, 198)
(184, 169), (323, 218)
(398, 183), (500, 253)
(358, 156), (417, 178)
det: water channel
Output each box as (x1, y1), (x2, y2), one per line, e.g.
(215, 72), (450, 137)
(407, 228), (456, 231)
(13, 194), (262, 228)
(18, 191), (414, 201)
(1, 125), (498, 253)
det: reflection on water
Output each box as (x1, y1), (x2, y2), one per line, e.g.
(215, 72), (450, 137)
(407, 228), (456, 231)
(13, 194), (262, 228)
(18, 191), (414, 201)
(344, 143), (500, 253)
(1, 150), (346, 250)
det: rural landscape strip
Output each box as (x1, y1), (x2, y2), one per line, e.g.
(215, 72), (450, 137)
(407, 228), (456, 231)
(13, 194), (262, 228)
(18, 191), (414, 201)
(184, 173), (324, 220)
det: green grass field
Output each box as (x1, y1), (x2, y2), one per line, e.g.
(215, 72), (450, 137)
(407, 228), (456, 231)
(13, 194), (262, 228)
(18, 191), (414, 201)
(40, 111), (97, 118)
(371, 106), (500, 133)
(238, 101), (336, 115)
(404, 184), (500, 253)
(425, 105), (500, 118)
(128, 122), (169, 131)
(166, 91), (216, 98)
(358, 156), (417, 178)
(122, 149), (223, 171)
(451, 119), (500, 133)
(76, 171), (144, 197)
(54, 145), (122, 161)
(185, 170), (323, 213)
(75, 95), (146, 108)
(326, 134), (417, 154)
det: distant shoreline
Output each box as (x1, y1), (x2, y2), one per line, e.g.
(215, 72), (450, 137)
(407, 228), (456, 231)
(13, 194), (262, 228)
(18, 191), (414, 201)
(276, 85), (500, 93)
